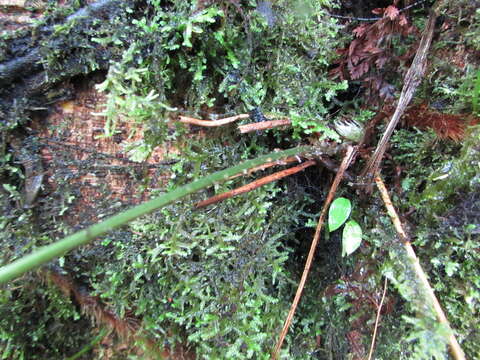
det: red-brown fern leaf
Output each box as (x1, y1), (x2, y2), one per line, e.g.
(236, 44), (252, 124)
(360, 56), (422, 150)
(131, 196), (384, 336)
(403, 103), (480, 141)
(330, 4), (417, 104)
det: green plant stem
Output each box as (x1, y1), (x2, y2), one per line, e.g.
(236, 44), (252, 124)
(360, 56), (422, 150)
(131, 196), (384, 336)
(65, 328), (108, 360)
(0, 146), (310, 284)
(473, 69), (480, 113)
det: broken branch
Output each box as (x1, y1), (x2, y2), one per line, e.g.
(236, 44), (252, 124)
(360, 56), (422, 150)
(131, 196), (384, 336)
(178, 114), (249, 127)
(195, 160), (315, 208)
(374, 174), (466, 360)
(271, 146), (356, 359)
(238, 119), (291, 133)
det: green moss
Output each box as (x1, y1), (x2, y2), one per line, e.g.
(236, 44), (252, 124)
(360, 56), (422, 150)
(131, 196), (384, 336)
(4, 1), (479, 359)
(413, 126), (480, 216)
(53, 136), (316, 359)
(0, 276), (95, 359)
(406, 127), (480, 357)
(96, 0), (346, 157)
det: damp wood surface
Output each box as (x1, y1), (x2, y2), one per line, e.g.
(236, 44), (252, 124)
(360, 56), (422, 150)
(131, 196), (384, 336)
(1, 1), (480, 359)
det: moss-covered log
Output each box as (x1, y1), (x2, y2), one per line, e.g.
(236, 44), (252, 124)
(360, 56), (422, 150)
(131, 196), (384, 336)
(0, 0), (138, 127)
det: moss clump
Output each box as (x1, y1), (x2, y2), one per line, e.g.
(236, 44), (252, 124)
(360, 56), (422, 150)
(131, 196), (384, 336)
(410, 126), (480, 357)
(96, 0), (346, 158)
(412, 126), (480, 216)
(0, 276), (95, 359)
(58, 135), (318, 359)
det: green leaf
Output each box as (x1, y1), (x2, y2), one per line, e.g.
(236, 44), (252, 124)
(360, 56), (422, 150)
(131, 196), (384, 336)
(342, 220), (362, 257)
(328, 197), (351, 232)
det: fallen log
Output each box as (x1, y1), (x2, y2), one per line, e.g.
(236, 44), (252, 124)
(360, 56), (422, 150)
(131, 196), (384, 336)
(0, 0), (137, 126)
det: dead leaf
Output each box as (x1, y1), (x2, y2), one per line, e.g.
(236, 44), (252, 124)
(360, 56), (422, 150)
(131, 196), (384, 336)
(384, 6), (399, 20)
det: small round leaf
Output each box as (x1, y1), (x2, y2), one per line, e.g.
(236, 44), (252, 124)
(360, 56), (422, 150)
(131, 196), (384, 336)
(328, 197), (352, 232)
(342, 220), (362, 257)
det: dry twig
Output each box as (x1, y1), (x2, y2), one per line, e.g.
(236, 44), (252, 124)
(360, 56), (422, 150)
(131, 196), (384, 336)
(195, 160), (315, 208)
(271, 146), (356, 359)
(227, 156), (301, 180)
(178, 114), (249, 127)
(367, 277), (388, 360)
(238, 119), (291, 133)
(374, 174), (466, 360)
(362, 1), (444, 177)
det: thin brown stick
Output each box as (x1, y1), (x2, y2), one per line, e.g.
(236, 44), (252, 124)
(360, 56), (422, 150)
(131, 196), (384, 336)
(361, 1), (445, 177)
(228, 156), (301, 180)
(271, 146), (356, 359)
(195, 160), (315, 208)
(238, 119), (291, 133)
(374, 174), (466, 360)
(178, 114), (249, 127)
(367, 277), (388, 360)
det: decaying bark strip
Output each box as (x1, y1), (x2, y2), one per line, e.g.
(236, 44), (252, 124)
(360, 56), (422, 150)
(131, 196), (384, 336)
(238, 119), (291, 133)
(195, 160), (316, 208)
(178, 114), (250, 127)
(374, 174), (466, 360)
(361, 0), (446, 177)
(0, 0), (136, 125)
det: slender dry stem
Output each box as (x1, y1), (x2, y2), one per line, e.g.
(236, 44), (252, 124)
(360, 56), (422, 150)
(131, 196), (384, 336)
(271, 146), (356, 359)
(228, 156), (300, 180)
(367, 277), (388, 360)
(195, 160), (315, 208)
(178, 114), (249, 127)
(374, 174), (466, 360)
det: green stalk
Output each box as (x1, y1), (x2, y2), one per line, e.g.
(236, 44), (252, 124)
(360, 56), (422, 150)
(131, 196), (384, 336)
(473, 69), (480, 114)
(65, 328), (108, 360)
(0, 146), (309, 284)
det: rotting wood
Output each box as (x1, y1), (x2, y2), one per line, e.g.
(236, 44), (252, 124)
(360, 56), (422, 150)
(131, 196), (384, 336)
(374, 174), (466, 360)
(361, 0), (446, 178)
(238, 118), (291, 133)
(195, 160), (316, 208)
(0, 0), (136, 125)
(178, 114), (249, 127)
(271, 146), (356, 359)
(0, 0), (126, 85)
(39, 139), (178, 167)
